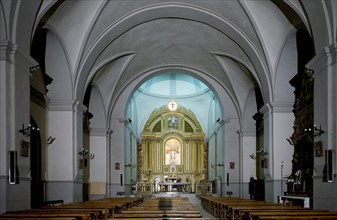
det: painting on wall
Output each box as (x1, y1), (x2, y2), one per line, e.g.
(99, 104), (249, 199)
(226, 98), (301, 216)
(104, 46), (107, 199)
(230, 162), (235, 169)
(20, 140), (29, 157)
(165, 138), (181, 165)
(314, 141), (323, 157)
(115, 162), (120, 170)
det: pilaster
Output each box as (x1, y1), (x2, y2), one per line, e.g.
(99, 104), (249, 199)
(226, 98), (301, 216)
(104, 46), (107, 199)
(89, 127), (109, 199)
(307, 43), (337, 210)
(260, 102), (294, 202)
(46, 99), (86, 203)
(0, 40), (37, 212)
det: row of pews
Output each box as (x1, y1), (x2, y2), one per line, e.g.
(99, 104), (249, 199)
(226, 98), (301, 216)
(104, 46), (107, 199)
(0, 196), (210, 220)
(200, 196), (337, 220)
(113, 197), (209, 219)
(0, 197), (143, 220)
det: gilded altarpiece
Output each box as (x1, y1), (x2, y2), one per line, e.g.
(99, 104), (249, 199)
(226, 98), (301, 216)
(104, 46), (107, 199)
(288, 68), (314, 196)
(138, 105), (207, 193)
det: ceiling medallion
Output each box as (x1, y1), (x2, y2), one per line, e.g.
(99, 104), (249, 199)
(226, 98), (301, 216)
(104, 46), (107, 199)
(168, 101), (178, 111)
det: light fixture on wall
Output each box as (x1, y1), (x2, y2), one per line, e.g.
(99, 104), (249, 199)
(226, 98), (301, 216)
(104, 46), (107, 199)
(123, 118), (132, 125)
(249, 154), (256, 160)
(18, 124), (39, 137)
(211, 162), (224, 168)
(125, 163), (136, 168)
(304, 124), (325, 138)
(257, 149), (268, 156)
(47, 136), (56, 144)
(29, 65), (40, 73)
(78, 148), (88, 156)
(286, 138), (294, 146)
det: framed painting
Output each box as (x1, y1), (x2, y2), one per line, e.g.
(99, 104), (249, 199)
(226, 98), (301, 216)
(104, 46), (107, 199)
(20, 140), (29, 157)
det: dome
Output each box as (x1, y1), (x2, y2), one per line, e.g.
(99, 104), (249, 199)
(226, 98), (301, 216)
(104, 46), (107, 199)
(138, 73), (209, 98)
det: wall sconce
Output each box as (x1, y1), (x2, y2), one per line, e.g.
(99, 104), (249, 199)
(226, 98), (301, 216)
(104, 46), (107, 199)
(18, 124), (39, 137)
(304, 124), (325, 138)
(124, 118), (132, 125)
(211, 162), (224, 168)
(286, 138), (294, 146)
(249, 154), (256, 160)
(125, 163), (136, 168)
(47, 136), (56, 144)
(78, 148), (88, 156)
(257, 149), (268, 156)
(29, 65), (40, 73)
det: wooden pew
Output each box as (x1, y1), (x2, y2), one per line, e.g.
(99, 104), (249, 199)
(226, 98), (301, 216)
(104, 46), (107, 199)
(0, 213), (89, 220)
(113, 197), (205, 219)
(250, 210), (337, 220)
(0, 197), (144, 220)
(229, 203), (304, 220)
(112, 219), (210, 220)
(200, 196), (268, 219)
(258, 216), (337, 220)
(200, 196), (337, 220)
(0, 218), (76, 220)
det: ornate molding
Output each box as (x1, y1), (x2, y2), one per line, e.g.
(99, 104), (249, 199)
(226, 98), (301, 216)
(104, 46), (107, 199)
(307, 43), (337, 74)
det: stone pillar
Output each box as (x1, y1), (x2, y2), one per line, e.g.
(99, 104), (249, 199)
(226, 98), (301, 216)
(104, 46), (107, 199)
(1, 41), (37, 212)
(46, 99), (86, 203)
(308, 43), (337, 210)
(240, 130), (256, 199)
(89, 128), (108, 200)
(108, 118), (126, 196)
(260, 102), (294, 202)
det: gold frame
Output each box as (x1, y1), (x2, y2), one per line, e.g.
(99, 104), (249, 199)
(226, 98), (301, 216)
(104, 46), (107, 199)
(314, 141), (323, 157)
(20, 140), (29, 157)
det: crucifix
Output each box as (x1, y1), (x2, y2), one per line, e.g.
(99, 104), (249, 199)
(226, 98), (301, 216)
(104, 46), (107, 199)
(168, 101), (177, 111)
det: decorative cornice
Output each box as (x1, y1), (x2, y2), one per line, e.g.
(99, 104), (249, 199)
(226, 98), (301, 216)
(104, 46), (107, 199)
(90, 127), (109, 136)
(307, 43), (337, 74)
(259, 103), (272, 116)
(240, 130), (256, 137)
(0, 40), (38, 74)
(48, 99), (86, 112)
(259, 102), (293, 116)
(74, 101), (87, 114)
(0, 40), (15, 61)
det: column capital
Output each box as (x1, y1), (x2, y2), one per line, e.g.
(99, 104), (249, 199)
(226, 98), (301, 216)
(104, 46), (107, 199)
(74, 101), (87, 114)
(0, 40), (38, 74)
(260, 102), (293, 117)
(48, 99), (87, 113)
(307, 43), (337, 74)
(0, 40), (16, 61)
(89, 127), (110, 136)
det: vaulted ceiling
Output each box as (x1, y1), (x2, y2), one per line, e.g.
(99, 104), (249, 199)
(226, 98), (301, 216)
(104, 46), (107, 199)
(2, 0), (335, 135)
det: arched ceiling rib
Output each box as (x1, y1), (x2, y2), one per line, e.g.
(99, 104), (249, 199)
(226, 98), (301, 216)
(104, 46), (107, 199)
(24, 0), (323, 121)
(74, 2), (274, 103)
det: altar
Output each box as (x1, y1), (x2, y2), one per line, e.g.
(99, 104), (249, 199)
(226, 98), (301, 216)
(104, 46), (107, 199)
(138, 105), (208, 194)
(159, 182), (192, 192)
